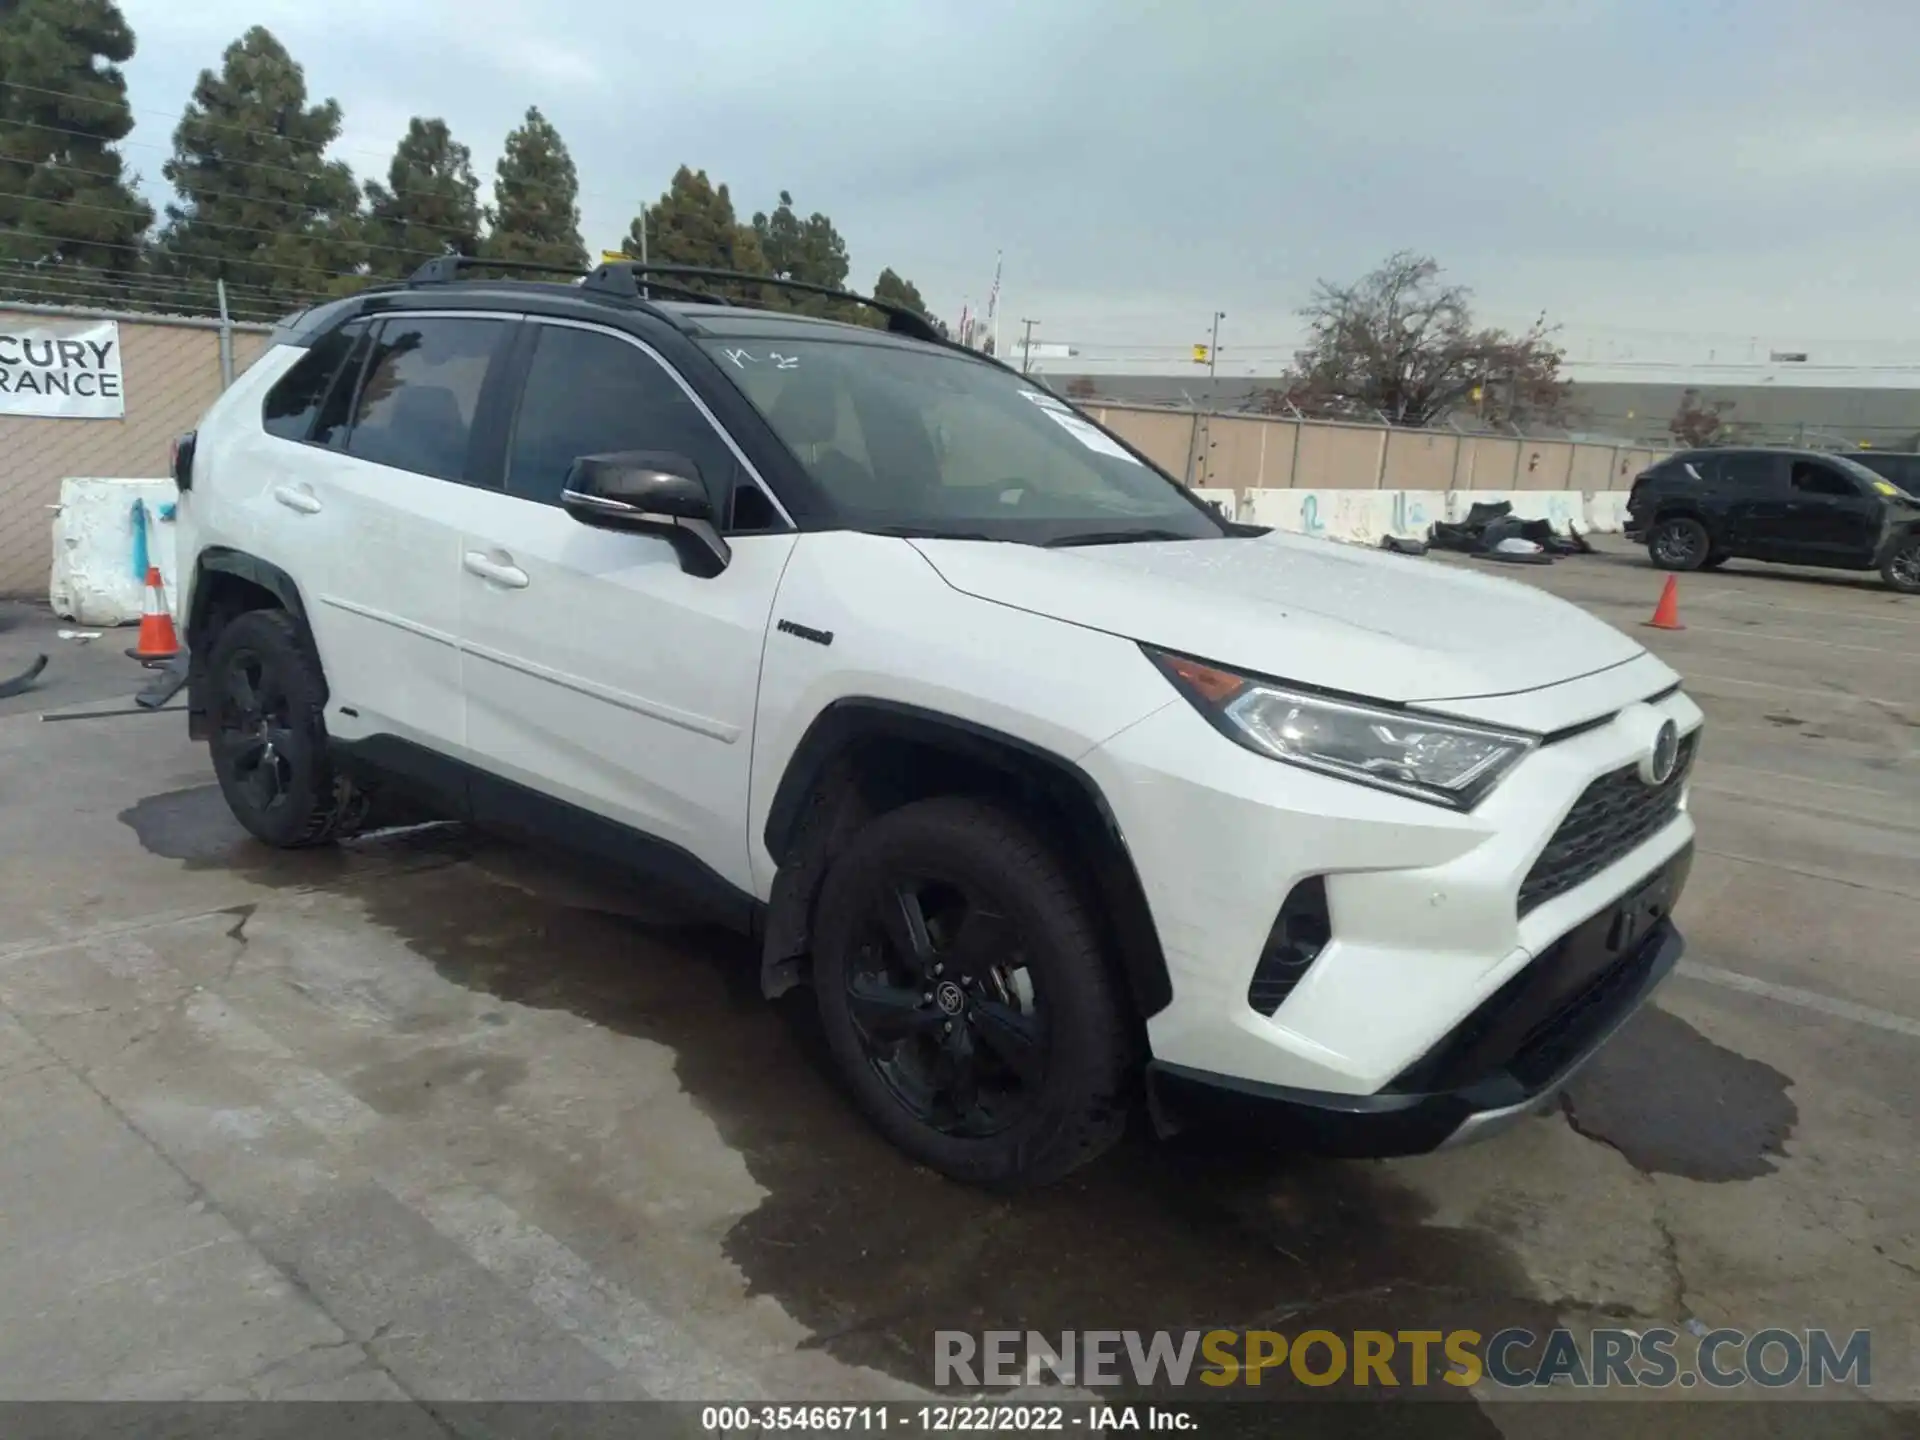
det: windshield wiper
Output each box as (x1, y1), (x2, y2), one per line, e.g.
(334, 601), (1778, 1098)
(1043, 528), (1203, 548)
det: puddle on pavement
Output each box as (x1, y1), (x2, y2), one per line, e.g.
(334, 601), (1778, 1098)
(1561, 1007), (1797, 1181)
(124, 784), (1569, 1422)
(321, 858), (1546, 1416)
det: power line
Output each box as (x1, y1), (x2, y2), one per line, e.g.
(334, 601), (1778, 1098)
(0, 260), (288, 308)
(2, 224), (365, 287)
(0, 150), (480, 245)
(0, 189), (447, 267)
(0, 80), (613, 216)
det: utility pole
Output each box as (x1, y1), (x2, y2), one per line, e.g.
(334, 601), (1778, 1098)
(635, 202), (649, 299)
(1208, 311), (1224, 380)
(1020, 318), (1039, 375)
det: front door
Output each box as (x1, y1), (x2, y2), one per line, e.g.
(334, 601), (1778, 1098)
(1779, 459), (1881, 562)
(454, 319), (795, 894)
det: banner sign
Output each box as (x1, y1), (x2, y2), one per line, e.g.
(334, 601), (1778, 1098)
(0, 318), (125, 418)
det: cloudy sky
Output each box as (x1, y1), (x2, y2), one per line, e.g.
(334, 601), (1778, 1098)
(115, 0), (1920, 373)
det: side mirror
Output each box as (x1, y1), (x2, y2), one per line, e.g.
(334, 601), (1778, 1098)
(561, 451), (731, 577)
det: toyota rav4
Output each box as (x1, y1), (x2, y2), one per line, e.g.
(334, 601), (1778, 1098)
(170, 258), (1703, 1187)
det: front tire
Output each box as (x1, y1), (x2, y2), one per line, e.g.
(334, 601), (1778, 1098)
(1649, 516), (1711, 571)
(811, 797), (1132, 1188)
(1883, 535), (1920, 594)
(205, 608), (367, 848)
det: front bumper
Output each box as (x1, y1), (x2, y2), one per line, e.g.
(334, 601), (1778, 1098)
(1146, 849), (1689, 1156)
(1081, 663), (1701, 1097)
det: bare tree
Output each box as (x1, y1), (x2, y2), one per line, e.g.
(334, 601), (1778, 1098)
(1668, 388), (1734, 448)
(1274, 252), (1569, 427)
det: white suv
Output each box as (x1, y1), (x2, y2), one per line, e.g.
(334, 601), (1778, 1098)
(171, 259), (1702, 1186)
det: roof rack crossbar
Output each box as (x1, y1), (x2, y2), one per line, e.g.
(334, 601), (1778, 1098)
(583, 262), (943, 343)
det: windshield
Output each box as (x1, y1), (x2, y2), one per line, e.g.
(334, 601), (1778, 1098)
(1848, 453), (1920, 496)
(699, 337), (1226, 543)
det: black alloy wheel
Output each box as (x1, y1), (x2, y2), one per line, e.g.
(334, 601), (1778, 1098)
(215, 647), (298, 818)
(811, 797), (1132, 1187)
(1885, 537), (1920, 594)
(1650, 516), (1709, 571)
(843, 872), (1046, 1138)
(204, 608), (366, 848)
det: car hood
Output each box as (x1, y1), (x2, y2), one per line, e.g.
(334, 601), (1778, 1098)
(909, 531), (1648, 705)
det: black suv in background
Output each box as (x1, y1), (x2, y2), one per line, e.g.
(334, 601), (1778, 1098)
(1625, 447), (1920, 593)
(1842, 450), (1920, 499)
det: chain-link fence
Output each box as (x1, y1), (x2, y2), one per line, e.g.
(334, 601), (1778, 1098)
(0, 302), (272, 598)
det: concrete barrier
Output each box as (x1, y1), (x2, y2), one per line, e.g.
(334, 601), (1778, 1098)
(49, 477), (179, 627)
(1194, 487), (1629, 544)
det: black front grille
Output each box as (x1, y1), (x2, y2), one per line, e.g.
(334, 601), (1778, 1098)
(1518, 732), (1696, 916)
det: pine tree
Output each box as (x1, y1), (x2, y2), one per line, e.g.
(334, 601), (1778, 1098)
(0, 0), (153, 303)
(625, 166), (767, 300)
(364, 117), (480, 278)
(872, 267), (930, 317)
(481, 107), (585, 271)
(155, 26), (364, 310)
(750, 190), (852, 316)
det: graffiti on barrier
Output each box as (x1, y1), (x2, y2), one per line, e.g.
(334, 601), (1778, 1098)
(1391, 492), (1429, 535)
(1300, 493), (1324, 536)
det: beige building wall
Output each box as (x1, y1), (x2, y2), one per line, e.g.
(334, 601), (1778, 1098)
(1089, 404), (1660, 495)
(1383, 429), (1458, 490)
(1094, 406), (1195, 479)
(1297, 423), (1387, 489)
(1517, 441), (1576, 491)
(0, 311), (270, 597)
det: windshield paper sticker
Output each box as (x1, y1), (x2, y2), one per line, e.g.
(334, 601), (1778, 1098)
(1020, 389), (1070, 414)
(1043, 408), (1141, 464)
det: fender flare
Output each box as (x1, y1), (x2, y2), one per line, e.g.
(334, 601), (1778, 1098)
(183, 547), (315, 738)
(759, 698), (1174, 1020)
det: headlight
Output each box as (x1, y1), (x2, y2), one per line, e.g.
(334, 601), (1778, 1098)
(1147, 649), (1536, 810)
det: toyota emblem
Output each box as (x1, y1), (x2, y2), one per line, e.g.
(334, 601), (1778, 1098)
(1640, 719), (1680, 787)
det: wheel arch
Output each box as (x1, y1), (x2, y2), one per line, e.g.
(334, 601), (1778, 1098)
(184, 547), (318, 740)
(759, 699), (1173, 1022)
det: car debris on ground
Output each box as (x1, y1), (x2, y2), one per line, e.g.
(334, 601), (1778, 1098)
(1426, 500), (1595, 563)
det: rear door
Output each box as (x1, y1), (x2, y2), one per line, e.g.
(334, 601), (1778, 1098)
(1780, 458), (1881, 562)
(453, 318), (797, 894)
(303, 311), (517, 761)
(1709, 451), (1788, 552)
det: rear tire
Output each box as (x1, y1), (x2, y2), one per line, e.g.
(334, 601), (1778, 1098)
(205, 608), (367, 848)
(1883, 536), (1920, 594)
(811, 797), (1132, 1188)
(1649, 516), (1710, 571)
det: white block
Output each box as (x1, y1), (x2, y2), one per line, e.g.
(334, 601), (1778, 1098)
(48, 477), (179, 627)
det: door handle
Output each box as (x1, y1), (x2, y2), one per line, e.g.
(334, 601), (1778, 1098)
(463, 551), (530, 589)
(272, 484), (321, 515)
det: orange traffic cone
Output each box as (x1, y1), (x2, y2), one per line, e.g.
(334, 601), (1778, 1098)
(127, 565), (181, 664)
(1644, 575), (1684, 631)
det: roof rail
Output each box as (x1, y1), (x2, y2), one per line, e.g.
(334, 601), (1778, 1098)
(582, 262), (945, 343)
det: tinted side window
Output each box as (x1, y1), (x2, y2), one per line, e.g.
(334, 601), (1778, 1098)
(343, 317), (508, 483)
(311, 323), (373, 449)
(505, 325), (747, 514)
(1715, 454), (1778, 493)
(262, 321), (364, 442)
(1789, 460), (1859, 498)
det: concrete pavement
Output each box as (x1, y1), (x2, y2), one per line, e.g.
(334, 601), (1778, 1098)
(0, 540), (1912, 1431)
